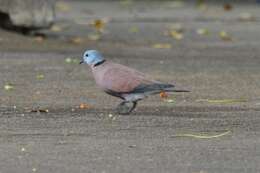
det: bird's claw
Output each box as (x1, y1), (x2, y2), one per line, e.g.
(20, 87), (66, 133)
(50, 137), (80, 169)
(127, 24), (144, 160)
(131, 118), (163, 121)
(116, 101), (137, 115)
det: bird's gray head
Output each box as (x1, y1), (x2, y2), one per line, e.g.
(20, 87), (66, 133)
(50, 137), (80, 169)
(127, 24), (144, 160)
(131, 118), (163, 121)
(80, 50), (105, 66)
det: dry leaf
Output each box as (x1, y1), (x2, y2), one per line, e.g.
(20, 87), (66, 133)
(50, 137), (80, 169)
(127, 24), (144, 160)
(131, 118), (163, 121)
(165, 99), (175, 103)
(36, 74), (44, 80)
(172, 130), (231, 139)
(196, 99), (247, 103)
(4, 84), (14, 91)
(87, 33), (101, 41)
(50, 25), (62, 32)
(168, 23), (184, 33)
(239, 12), (255, 21)
(170, 30), (183, 40)
(65, 57), (72, 63)
(56, 2), (71, 12)
(197, 0), (208, 11)
(34, 36), (44, 42)
(223, 4), (233, 11)
(160, 91), (168, 98)
(219, 31), (232, 41)
(196, 28), (209, 35)
(69, 37), (83, 44)
(79, 103), (91, 109)
(152, 43), (172, 49)
(30, 109), (49, 113)
(129, 26), (139, 33)
(65, 57), (80, 64)
(119, 0), (133, 7)
(167, 1), (184, 8)
(91, 19), (105, 31)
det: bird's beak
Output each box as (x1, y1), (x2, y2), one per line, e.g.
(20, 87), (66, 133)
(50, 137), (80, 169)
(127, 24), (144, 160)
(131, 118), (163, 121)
(79, 60), (84, 64)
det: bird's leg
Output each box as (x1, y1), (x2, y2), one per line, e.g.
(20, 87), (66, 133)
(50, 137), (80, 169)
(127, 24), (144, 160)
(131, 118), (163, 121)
(116, 101), (127, 114)
(116, 101), (137, 115)
(127, 101), (137, 114)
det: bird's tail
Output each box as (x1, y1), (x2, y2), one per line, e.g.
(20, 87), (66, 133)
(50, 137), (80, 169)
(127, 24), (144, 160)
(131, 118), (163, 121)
(163, 89), (190, 92)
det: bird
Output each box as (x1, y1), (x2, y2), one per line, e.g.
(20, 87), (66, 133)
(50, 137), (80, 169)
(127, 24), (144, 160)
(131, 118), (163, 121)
(80, 50), (189, 114)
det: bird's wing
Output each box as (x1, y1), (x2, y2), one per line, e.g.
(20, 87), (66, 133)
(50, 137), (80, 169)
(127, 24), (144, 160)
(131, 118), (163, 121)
(101, 63), (155, 93)
(100, 63), (174, 94)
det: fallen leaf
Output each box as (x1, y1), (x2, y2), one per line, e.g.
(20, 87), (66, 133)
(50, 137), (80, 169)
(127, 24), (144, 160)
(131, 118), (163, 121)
(87, 33), (101, 41)
(29, 109), (49, 113)
(65, 57), (80, 64)
(4, 84), (14, 91)
(91, 19), (105, 32)
(219, 31), (232, 41)
(152, 43), (172, 49)
(129, 26), (139, 33)
(196, 28), (209, 35)
(168, 23), (184, 33)
(119, 0), (133, 7)
(171, 130), (231, 139)
(65, 57), (72, 63)
(223, 3), (233, 11)
(36, 74), (44, 80)
(160, 91), (168, 98)
(50, 25), (62, 32)
(79, 103), (91, 109)
(34, 36), (44, 42)
(197, 0), (208, 11)
(239, 12), (255, 21)
(56, 2), (71, 12)
(170, 30), (183, 40)
(196, 99), (247, 103)
(165, 99), (175, 103)
(69, 37), (83, 44)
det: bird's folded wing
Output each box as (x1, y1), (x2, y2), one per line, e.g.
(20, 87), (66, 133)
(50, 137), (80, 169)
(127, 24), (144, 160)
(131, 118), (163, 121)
(101, 65), (154, 93)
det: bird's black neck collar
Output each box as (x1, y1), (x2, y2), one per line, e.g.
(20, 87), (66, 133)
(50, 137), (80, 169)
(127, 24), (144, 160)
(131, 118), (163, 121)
(94, 60), (106, 67)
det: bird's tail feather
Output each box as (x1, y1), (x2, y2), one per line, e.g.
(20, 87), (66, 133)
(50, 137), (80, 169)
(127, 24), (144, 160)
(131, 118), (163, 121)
(163, 89), (190, 92)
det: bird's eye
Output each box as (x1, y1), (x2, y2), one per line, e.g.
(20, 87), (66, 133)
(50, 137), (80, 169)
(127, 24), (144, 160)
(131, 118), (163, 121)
(86, 54), (88, 57)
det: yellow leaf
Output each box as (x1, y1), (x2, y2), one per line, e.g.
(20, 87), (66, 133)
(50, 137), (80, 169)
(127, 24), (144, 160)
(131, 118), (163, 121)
(196, 99), (247, 103)
(119, 0), (133, 6)
(79, 103), (91, 109)
(4, 84), (14, 91)
(129, 26), (139, 33)
(196, 28), (209, 35)
(87, 33), (101, 41)
(223, 3), (233, 11)
(168, 23), (184, 33)
(69, 37), (83, 44)
(152, 43), (172, 49)
(172, 130), (231, 139)
(36, 74), (45, 80)
(34, 36), (44, 42)
(170, 30), (183, 40)
(219, 31), (232, 41)
(239, 12), (255, 21)
(50, 25), (62, 32)
(56, 2), (71, 12)
(91, 19), (105, 31)
(65, 57), (72, 63)
(165, 99), (175, 103)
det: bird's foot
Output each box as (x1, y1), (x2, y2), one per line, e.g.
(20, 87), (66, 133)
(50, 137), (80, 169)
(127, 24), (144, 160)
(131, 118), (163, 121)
(116, 101), (137, 115)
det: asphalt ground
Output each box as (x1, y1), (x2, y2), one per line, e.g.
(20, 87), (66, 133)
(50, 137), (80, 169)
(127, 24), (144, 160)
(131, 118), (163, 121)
(0, 1), (260, 173)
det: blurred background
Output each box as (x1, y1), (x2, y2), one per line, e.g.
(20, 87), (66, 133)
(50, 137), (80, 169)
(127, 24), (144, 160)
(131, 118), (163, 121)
(1, 1), (260, 173)
(1, 0), (260, 108)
